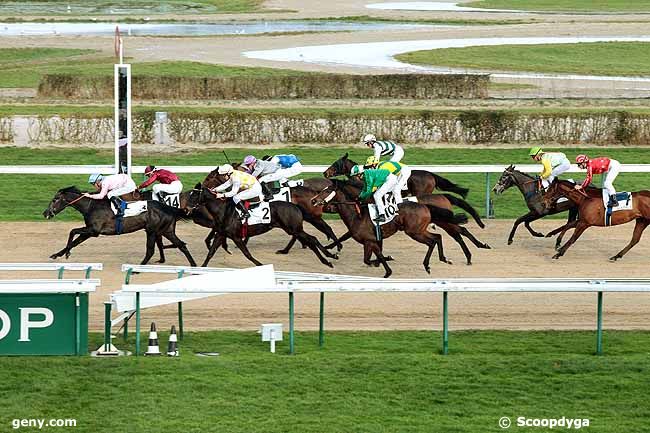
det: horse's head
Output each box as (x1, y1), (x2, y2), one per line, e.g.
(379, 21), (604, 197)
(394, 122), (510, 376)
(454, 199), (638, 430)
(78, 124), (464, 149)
(311, 183), (339, 207)
(203, 168), (229, 190)
(43, 186), (81, 219)
(186, 183), (207, 210)
(492, 165), (517, 195)
(323, 153), (356, 178)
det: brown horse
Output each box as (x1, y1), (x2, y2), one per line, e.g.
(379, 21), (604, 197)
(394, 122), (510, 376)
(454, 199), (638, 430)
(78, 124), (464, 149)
(203, 168), (344, 252)
(312, 178), (468, 277)
(543, 180), (650, 260)
(323, 153), (469, 197)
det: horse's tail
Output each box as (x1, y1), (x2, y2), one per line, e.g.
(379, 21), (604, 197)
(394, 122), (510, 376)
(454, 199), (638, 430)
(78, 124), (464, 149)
(443, 194), (485, 228)
(432, 173), (469, 198)
(426, 204), (468, 226)
(154, 201), (191, 222)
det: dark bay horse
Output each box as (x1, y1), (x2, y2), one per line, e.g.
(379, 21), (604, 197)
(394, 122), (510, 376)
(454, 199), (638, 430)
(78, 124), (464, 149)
(188, 185), (338, 268)
(43, 186), (196, 266)
(312, 179), (469, 277)
(492, 165), (579, 248)
(543, 180), (650, 261)
(203, 168), (344, 252)
(323, 153), (469, 198)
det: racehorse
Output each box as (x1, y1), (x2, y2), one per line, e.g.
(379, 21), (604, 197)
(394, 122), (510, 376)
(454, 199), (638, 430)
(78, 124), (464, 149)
(312, 179), (468, 277)
(543, 180), (650, 261)
(323, 153), (469, 198)
(43, 186), (196, 266)
(492, 165), (579, 248)
(203, 168), (344, 252)
(187, 184), (338, 268)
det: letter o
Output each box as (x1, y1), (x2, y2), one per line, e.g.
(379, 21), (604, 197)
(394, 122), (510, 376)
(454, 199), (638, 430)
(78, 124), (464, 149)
(0, 310), (10, 340)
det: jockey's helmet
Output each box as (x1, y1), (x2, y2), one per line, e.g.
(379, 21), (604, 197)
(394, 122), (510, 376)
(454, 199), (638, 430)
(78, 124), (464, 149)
(528, 146), (543, 157)
(365, 155), (379, 167)
(218, 164), (234, 175)
(144, 165), (156, 176)
(575, 154), (589, 164)
(243, 155), (257, 166)
(88, 173), (103, 184)
(363, 134), (377, 145)
(350, 165), (365, 176)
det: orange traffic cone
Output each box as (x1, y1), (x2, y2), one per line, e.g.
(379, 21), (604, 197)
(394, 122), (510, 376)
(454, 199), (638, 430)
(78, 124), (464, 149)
(167, 325), (179, 357)
(144, 322), (161, 356)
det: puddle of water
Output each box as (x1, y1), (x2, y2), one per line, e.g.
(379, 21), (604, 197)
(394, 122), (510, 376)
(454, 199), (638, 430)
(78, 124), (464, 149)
(244, 36), (650, 82)
(0, 21), (451, 36)
(366, 2), (518, 13)
(0, 1), (217, 15)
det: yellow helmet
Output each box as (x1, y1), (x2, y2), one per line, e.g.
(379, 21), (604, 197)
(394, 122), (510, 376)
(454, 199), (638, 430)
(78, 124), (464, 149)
(365, 155), (379, 166)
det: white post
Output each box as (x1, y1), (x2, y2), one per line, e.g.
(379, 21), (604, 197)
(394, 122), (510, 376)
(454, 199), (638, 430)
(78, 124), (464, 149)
(270, 329), (276, 353)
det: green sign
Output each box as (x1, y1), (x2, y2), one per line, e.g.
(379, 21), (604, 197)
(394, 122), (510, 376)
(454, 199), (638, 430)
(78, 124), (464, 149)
(0, 293), (88, 355)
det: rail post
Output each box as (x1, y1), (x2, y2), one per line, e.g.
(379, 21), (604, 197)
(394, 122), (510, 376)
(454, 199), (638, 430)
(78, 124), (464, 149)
(177, 269), (185, 340)
(596, 291), (603, 355)
(485, 172), (492, 219)
(135, 291), (141, 356)
(442, 291), (449, 355)
(102, 301), (112, 353)
(57, 266), (64, 279)
(84, 266), (92, 279)
(319, 292), (325, 348)
(289, 291), (295, 355)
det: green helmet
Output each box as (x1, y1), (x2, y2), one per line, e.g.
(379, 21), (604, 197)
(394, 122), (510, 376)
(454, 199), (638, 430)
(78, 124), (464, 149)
(528, 146), (543, 157)
(350, 165), (365, 176)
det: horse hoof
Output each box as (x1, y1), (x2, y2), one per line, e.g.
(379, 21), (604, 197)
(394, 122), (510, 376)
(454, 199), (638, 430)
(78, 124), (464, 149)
(445, 259), (453, 265)
(532, 233), (544, 238)
(276, 249), (289, 255)
(609, 256), (620, 262)
(49, 254), (59, 260)
(507, 240), (513, 245)
(386, 256), (394, 261)
(424, 267), (431, 274)
(325, 261), (334, 268)
(481, 244), (491, 249)
(466, 261), (472, 266)
(545, 233), (554, 238)
(65, 252), (71, 259)
(552, 254), (561, 260)
(332, 254), (339, 260)
(156, 259), (166, 264)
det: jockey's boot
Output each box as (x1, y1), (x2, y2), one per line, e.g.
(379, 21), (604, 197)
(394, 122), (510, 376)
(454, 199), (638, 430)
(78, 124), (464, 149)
(110, 196), (124, 216)
(236, 201), (250, 219)
(608, 195), (619, 208)
(261, 183), (274, 201)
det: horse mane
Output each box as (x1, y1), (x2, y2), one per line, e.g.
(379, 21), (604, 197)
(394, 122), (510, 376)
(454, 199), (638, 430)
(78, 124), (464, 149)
(509, 166), (534, 180)
(58, 186), (82, 194)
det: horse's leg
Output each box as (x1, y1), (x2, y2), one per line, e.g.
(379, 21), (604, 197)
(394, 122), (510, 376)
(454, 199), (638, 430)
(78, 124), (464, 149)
(553, 221), (590, 259)
(324, 230), (353, 250)
(407, 231), (452, 271)
(162, 232), (197, 267)
(524, 220), (544, 238)
(545, 219), (578, 250)
(51, 227), (94, 259)
(439, 223), (472, 265)
(458, 226), (491, 249)
(306, 217), (343, 252)
(232, 237), (264, 267)
(276, 236), (298, 255)
(294, 231), (334, 268)
(507, 211), (538, 245)
(140, 231), (157, 265)
(155, 235), (166, 264)
(201, 230), (223, 267)
(367, 241), (391, 278)
(555, 208), (579, 249)
(610, 218), (650, 261)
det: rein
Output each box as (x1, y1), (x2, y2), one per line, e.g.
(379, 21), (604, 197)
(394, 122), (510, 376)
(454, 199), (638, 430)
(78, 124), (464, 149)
(61, 194), (86, 211)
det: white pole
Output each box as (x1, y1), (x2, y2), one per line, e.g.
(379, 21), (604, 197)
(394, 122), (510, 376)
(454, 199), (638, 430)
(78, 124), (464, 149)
(270, 330), (276, 353)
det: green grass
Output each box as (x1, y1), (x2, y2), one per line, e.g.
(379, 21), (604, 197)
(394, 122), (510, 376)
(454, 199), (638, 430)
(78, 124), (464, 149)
(466, 0), (650, 12)
(396, 42), (650, 77)
(4, 147), (650, 222)
(312, 15), (532, 26)
(1, 330), (648, 433)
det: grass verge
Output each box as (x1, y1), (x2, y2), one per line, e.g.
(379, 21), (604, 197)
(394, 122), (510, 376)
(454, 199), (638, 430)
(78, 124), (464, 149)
(3, 147), (650, 221)
(1, 330), (648, 433)
(396, 42), (650, 77)
(466, 0), (650, 12)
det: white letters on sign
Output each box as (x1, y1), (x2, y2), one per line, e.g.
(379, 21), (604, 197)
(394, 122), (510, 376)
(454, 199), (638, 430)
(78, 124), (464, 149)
(18, 308), (54, 342)
(0, 310), (10, 340)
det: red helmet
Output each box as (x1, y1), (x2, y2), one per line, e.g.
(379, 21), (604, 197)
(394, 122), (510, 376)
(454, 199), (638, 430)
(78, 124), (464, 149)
(144, 165), (156, 175)
(575, 155), (589, 164)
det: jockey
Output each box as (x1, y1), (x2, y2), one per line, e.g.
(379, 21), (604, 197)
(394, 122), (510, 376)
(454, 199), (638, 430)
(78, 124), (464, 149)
(365, 155), (411, 205)
(575, 154), (621, 207)
(363, 134), (404, 163)
(85, 173), (137, 217)
(529, 146), (571, 188)
(242, 155), (281, 199)
(258, 154), (303, 185)
(138, 165), (183, 202)
(351, 164), (399, 223)
(211, 164), (263, 218)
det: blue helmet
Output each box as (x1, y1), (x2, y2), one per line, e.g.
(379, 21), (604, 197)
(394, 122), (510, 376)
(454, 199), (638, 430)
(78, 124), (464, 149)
(88, 173), (103, 184)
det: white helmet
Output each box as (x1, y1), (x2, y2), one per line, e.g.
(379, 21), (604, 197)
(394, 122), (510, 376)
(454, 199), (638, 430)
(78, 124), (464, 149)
(218, 164), (234, 175)
(362, 134), (376, 144)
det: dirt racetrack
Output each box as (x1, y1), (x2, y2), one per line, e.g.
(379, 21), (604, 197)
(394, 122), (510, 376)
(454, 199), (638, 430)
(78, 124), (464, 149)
(1, 219), (649, 332)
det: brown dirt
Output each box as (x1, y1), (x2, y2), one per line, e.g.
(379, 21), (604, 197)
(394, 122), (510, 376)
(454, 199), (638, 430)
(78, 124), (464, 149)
(1, 219), (649, 332)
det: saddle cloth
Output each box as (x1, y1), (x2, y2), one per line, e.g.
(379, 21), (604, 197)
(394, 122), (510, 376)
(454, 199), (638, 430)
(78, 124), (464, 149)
(286, 179), (304, 187)
(110, 201), (148, 217)
(160, 192), (180, 208)
(270, 186), (292, 203)
(368, 192), (399, 226)
(236, 201), (271, 225)
(604, 192), (633, 226)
